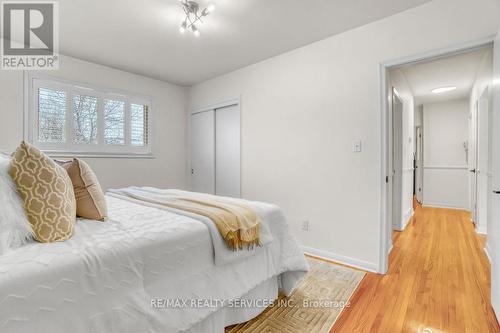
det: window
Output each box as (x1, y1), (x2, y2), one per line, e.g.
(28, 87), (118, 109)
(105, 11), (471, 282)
(38, 87), (67, 143)
(104, 99), (125, 145)
(131, 103), (148, 147)
(27, 75), (152, 157)
(73, 94), (98, 144)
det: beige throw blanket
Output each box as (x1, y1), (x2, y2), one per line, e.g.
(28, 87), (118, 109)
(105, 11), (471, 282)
(109, 188), (261, 251)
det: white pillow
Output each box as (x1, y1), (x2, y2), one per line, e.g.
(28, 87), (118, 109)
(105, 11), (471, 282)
(0, 154), (33, 254)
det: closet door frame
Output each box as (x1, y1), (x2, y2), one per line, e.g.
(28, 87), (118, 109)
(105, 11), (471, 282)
(189, 97), (241, 196)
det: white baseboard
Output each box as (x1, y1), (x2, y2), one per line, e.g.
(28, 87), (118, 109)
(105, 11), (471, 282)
(387, 244), (394, 256)
(484, 243), (492, 263)
(494, 302), (500, 325)
(483, 243), (498, 324)
(302, 246), (379, 273)
(401, 208), (414, 231)
(491, 302), (500, 321)
(393, 208), (413, 231)
(422, 202), (468, 210)
(476, 226), (487, 235)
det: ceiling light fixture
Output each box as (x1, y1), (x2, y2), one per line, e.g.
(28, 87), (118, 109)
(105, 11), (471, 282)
(179, 0), (214, 37)
(431, 86), (457, 94)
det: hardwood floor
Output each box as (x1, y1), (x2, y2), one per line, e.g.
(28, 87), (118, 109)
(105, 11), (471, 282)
(330, 203), (500, 333)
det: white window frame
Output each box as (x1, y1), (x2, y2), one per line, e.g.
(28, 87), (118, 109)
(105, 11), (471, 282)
(24, 73), (153, 158)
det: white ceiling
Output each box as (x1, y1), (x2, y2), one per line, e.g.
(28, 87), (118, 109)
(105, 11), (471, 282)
(56, 0), (432, 86)
(399, 47), (492, 106)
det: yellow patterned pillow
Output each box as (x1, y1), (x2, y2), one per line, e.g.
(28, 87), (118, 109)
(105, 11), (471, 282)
(9, 142), (76, 242)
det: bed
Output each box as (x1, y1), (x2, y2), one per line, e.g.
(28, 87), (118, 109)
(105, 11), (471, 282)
(0, 188), (309, 333)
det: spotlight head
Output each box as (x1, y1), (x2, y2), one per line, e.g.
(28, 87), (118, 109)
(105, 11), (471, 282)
(191, 24), (200, 37)
(179, 21), (187, 33)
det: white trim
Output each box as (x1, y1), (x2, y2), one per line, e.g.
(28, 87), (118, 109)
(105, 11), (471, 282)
(476, 226), (487, 235)
(422, 203), (468, 210)
(387, 244), (394, 256)
(23, 73), (29, 142)
(484, 243), (492, 263)
(494, 302), (500, 324)
(25, 72), (154, 102)
(24, 72), (153, 158)
(44, 151), (154, 159)
(378, 35), (496, 274)
(379, 63), (390, 274)
(302, 246), (379, 273)
(394, 207), (413, 231)
(191, 98), (240, 115)
(383, 36), (495, 69)
(422, 165), (468, 170)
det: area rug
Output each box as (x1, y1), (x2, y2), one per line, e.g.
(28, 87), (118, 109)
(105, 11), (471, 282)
(226, 256), (365, 333)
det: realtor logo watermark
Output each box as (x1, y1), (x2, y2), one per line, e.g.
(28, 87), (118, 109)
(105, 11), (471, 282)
(1, 1), (59, 69)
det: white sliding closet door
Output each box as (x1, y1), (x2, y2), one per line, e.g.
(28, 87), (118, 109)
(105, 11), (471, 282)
(215, 105), (241, 197)
(190, 110), (215, 194)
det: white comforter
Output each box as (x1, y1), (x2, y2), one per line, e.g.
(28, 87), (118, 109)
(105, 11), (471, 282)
(108, 187), (276, 266)
(0, 190), (309, 333)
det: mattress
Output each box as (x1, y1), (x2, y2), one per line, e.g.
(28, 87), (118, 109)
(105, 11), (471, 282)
(0, 192), (309, 333)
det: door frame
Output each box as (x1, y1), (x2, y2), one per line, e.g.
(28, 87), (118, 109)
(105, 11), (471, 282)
(188, 97), (241, 192)
(191, 97), (241, 115)
(469, 100), (479, 223)
(391, 88), (404, 231)
(378, 36), (495, 274)
(415, 125), (423, 203)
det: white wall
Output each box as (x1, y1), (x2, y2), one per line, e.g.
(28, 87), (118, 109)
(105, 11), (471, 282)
(389, 69), (415, 231)
(422, 99), (469, 209)
(470, 49), (494, 111)
(189, 0), (500, 271)
(0, 55), (188, 191)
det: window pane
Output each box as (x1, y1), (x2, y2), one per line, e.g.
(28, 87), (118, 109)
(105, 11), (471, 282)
(38, 87), (67, 143)
(131, 104), (148, 147)
(73, 94), (98, 144)
(104, 99), (125, 145)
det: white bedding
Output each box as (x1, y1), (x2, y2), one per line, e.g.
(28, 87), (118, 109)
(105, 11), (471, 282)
(0, 190), (309, 333)
(107, 187), (275, 266)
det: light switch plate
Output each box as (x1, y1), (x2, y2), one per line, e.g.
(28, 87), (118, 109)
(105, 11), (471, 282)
(352, 140), (362, 153)
(302, 220), (309, 231)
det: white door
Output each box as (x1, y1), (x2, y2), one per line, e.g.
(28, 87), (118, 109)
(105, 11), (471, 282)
(476, 90), (491, 234)
(415, 126), (423, 203)
(469, 103), (478, 221)
(490, 30), (500, 320)
(190, 110), (215, 194)
(392, 90), (403, 230)
(215, 104), (241, 197)
(385, 79), (394, 262)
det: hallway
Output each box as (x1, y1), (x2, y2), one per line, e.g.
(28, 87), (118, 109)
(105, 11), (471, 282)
(331, 204), (500, 333)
